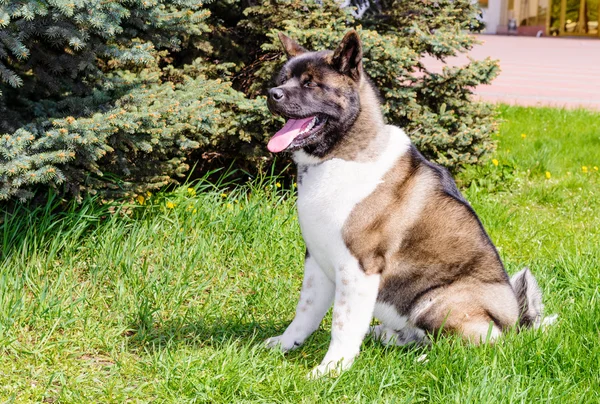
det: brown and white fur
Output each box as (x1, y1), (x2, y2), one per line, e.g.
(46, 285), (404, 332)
(264, 31), (555, 378)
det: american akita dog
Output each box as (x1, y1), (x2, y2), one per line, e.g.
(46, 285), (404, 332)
(264, 30), (553, 378)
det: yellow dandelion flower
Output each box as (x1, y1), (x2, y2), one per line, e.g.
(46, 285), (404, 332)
(137, 195), (145, 205)
(276, 182), (281, 188)
(594, 166), (599, 171)
(293, 182), (297, 188)
(193, 209), (197, 213)
(521, 133), (526, 139)
(227, 203), (233, 209)
(545, 171), (551, 179)
(492, 159), (499, 167)
(582, 166), (588, 173)
(146, 191), (152, 197)
(187, 187), (196, 196)
(221, 193), (227, 198)
(166, 201), (175, 209)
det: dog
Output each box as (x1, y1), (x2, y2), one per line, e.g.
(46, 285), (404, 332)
(264, 30), (554, 378)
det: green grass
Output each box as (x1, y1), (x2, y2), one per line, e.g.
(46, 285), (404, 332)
(1, 105), (599, 402)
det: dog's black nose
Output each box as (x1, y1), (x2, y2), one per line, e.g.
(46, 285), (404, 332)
(269, 88), (285, 102)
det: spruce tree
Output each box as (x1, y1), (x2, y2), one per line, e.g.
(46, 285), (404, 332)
(1, 0), (497, 203)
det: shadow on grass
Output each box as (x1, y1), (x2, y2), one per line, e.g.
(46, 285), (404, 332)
(124, 313), (428, 367)
(125, 315), (285, 351)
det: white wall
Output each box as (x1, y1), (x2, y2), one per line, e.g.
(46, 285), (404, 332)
(480, 0), (503, 34)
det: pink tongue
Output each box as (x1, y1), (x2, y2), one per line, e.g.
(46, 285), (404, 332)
(267, 117), (315, 153)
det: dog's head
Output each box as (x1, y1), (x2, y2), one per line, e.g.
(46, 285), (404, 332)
(267, 31), (363, 155)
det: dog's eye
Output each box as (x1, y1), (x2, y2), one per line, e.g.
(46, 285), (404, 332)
(304, 81), (318, 88)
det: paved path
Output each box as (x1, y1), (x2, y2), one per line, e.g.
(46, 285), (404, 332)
(422, 35), (600, 110)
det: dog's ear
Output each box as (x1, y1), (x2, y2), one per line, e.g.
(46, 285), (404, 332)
(278, 32), (307, 59)
(332, 30), (362, 81)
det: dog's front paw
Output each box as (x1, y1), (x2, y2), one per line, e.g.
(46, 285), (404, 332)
(263, 335), (301, 352)
(308, 363), (339, 379)
(307, 357), (354, 379)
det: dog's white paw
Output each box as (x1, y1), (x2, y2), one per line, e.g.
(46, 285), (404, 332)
(307, 357), (354, 379)
(308, 364), (338, 379)
(263, 335), (300, 352)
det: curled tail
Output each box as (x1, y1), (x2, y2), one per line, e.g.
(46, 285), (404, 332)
(510, 268), (557, 329)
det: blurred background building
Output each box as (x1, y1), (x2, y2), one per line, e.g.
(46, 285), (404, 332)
(479, 0), (599, 36)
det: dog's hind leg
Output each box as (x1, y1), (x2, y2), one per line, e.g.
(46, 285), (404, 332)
(459, 319), (502, 345)
(369, 324), (429, 346)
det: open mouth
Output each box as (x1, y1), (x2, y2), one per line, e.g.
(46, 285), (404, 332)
(267, 115), (327, 153)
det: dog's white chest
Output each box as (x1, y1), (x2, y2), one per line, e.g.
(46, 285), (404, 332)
(294, 126), (411, 277)
(296, 159), (374, 275)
